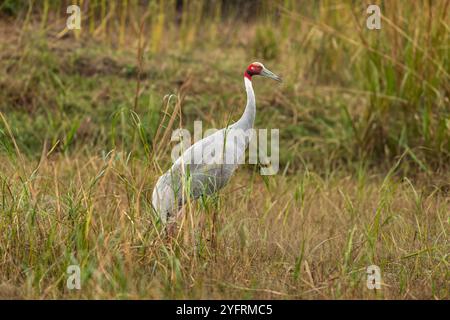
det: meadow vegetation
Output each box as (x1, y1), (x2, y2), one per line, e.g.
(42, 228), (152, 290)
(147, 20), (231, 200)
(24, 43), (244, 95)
(0, 0), (448, 299)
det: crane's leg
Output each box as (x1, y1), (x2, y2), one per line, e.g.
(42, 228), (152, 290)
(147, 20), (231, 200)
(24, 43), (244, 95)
(165, 207), (185, 239)
(166, 222), (177, 238)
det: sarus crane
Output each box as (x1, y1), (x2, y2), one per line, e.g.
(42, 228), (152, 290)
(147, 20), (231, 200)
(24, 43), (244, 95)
(152, 62), (282, 225)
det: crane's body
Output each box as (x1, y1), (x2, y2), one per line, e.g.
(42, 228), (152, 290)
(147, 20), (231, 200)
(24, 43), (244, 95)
(152, 62), (281, 224)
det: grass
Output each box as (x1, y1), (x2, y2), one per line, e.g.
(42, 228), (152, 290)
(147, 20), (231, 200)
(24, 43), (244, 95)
(0, 1), (448, 299)
(0, 151), (447, 299)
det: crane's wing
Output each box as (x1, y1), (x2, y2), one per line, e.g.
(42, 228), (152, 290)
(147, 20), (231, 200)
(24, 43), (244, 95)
(152, 126), (252, 222)
(175, 126), (251, 196)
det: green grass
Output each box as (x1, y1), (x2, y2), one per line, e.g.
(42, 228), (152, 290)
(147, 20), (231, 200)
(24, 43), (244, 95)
(0, 1), (448, 299)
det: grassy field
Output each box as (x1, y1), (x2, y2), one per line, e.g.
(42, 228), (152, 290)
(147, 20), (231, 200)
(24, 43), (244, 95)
(0, 0), (448, 299)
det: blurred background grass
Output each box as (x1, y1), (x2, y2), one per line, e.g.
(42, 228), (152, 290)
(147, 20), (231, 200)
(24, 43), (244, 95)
(0, 0), (448, 299)
(0, 0), (448, 172)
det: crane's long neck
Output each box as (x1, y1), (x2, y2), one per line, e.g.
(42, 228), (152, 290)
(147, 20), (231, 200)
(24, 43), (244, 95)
(235, 77), (255, 130)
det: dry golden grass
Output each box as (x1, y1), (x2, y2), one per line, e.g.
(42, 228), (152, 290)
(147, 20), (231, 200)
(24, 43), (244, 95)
(0, 151), (447, 299)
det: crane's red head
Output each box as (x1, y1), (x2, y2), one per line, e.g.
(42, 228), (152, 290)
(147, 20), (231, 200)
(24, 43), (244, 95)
(245, 62), (264, 79)
(244, 62), (282, 82)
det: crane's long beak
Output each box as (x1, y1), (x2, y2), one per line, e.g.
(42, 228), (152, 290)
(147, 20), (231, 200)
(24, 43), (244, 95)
(261, 67), (282, 82)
